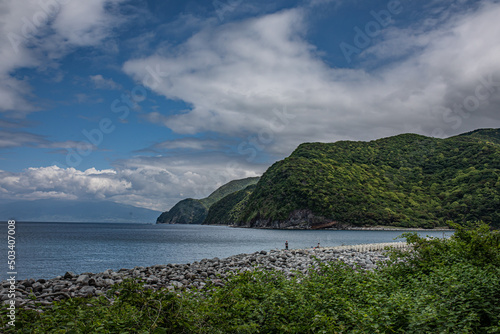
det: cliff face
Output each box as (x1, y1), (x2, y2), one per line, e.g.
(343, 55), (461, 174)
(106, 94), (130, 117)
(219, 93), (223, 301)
(213, 129), (500, 229)
(243, 210), (329, 229)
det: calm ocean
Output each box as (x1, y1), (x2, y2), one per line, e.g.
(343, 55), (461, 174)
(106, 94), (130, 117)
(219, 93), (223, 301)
(1, 222), (452, 281)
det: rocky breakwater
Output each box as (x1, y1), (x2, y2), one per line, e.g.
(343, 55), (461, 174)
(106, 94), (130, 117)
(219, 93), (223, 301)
(1, 242), (408, 311)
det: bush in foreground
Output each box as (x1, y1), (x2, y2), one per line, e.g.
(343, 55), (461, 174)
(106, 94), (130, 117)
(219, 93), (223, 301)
(2, 223), (499, 333)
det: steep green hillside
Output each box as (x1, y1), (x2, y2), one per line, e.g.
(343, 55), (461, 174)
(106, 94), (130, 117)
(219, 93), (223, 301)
(203, 184), (257, 225)
(156, 177), (260, 224)
(156, 199), (207, 224)
(232, 129), (500, 229)
(199, 177), (260, 208)
(457, 128), (500, 145)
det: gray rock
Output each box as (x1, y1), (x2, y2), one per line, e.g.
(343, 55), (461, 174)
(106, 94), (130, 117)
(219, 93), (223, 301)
(1, 243), (394, 311)
(64, 272), (76, 279)
(171, 281), (183, 288)
(76, 275), (89, 285)
(22, 279), (33, 288)
(79, 286), (95, 296)
(146, 276), (159, 284)
(52, 284), (65, 292)
(103, 279), (115, 286)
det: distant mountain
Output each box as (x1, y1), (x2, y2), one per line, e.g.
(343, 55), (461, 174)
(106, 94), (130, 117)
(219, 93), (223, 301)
(205, 129), (500, 229)
(156, 177), (260, 224)
(0, 199), (161, 223)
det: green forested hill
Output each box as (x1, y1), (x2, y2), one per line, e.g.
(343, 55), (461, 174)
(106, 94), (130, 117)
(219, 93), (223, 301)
(156, 177), (260, 224)
(199, 177), (260, 208)
(456, 128), (500, 145)
(218, 129), (500, 229)
(156, 198), (207, 224)
(203, 184), (257, 225)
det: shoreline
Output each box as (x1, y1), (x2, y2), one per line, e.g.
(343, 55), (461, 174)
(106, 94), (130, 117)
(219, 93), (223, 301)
(1, 241), (409, 310)
(338, 226), (454, 231)
(223, 224), (454, 231)
(168, 223), (454, 231)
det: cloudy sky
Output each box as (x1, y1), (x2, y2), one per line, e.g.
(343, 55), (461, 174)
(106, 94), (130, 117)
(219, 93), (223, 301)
(1, 0), (499, 213)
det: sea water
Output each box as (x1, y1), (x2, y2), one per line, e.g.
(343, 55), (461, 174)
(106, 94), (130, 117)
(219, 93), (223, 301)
(0, 222), (452, 280)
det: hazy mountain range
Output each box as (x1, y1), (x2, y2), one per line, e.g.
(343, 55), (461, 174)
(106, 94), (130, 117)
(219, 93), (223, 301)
(0, 199), (161, 223)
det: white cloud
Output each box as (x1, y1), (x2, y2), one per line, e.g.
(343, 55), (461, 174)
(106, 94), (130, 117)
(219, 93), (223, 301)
(0, 130), (45, 148)
(90, 74), (122, 90)
(3, 1), (500, 214)
(0, 166), (130, 201)
(142, 138), (226, 152)
(308, 0), (346, 8)
(0, 129), (98, 152)
(0, 154), (263, 211)
(51, 0), (124, 46)
(124, 2), (500, 158)
(0, 0), (126, 113)
(111, 153), (264, 210)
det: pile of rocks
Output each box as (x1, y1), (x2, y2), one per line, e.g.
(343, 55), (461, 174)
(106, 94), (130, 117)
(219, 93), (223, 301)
(1, 242), (408, 310)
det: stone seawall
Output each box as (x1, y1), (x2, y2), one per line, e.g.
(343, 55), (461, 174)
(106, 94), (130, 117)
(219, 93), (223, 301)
(1, 241), (409, 310)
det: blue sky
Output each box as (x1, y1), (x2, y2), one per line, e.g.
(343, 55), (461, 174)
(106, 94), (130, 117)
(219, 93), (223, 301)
(1, 0), (500, 212)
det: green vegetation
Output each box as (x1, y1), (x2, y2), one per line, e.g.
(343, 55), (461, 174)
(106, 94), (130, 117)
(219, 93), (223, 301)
(159, 129), (500, 228)
(199, 177), (260, 208)
(156, 177), (259, 224)
(4, 223), (499, 333)
(204, 184), (257, 225)
(459, 128), (500, 145)
(156, 199), (207, 224)
(235, 129), (500, 228)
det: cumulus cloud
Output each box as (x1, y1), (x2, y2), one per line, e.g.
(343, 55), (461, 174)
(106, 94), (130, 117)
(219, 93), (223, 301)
(111, 153), (264, 210)
(0, 153), (263, 211)
(124, 1), (500, 158)
(0, 166), (130, 201)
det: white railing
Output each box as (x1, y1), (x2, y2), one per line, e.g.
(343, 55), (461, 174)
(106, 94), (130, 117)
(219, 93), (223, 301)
(322, 241), (410, 252)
